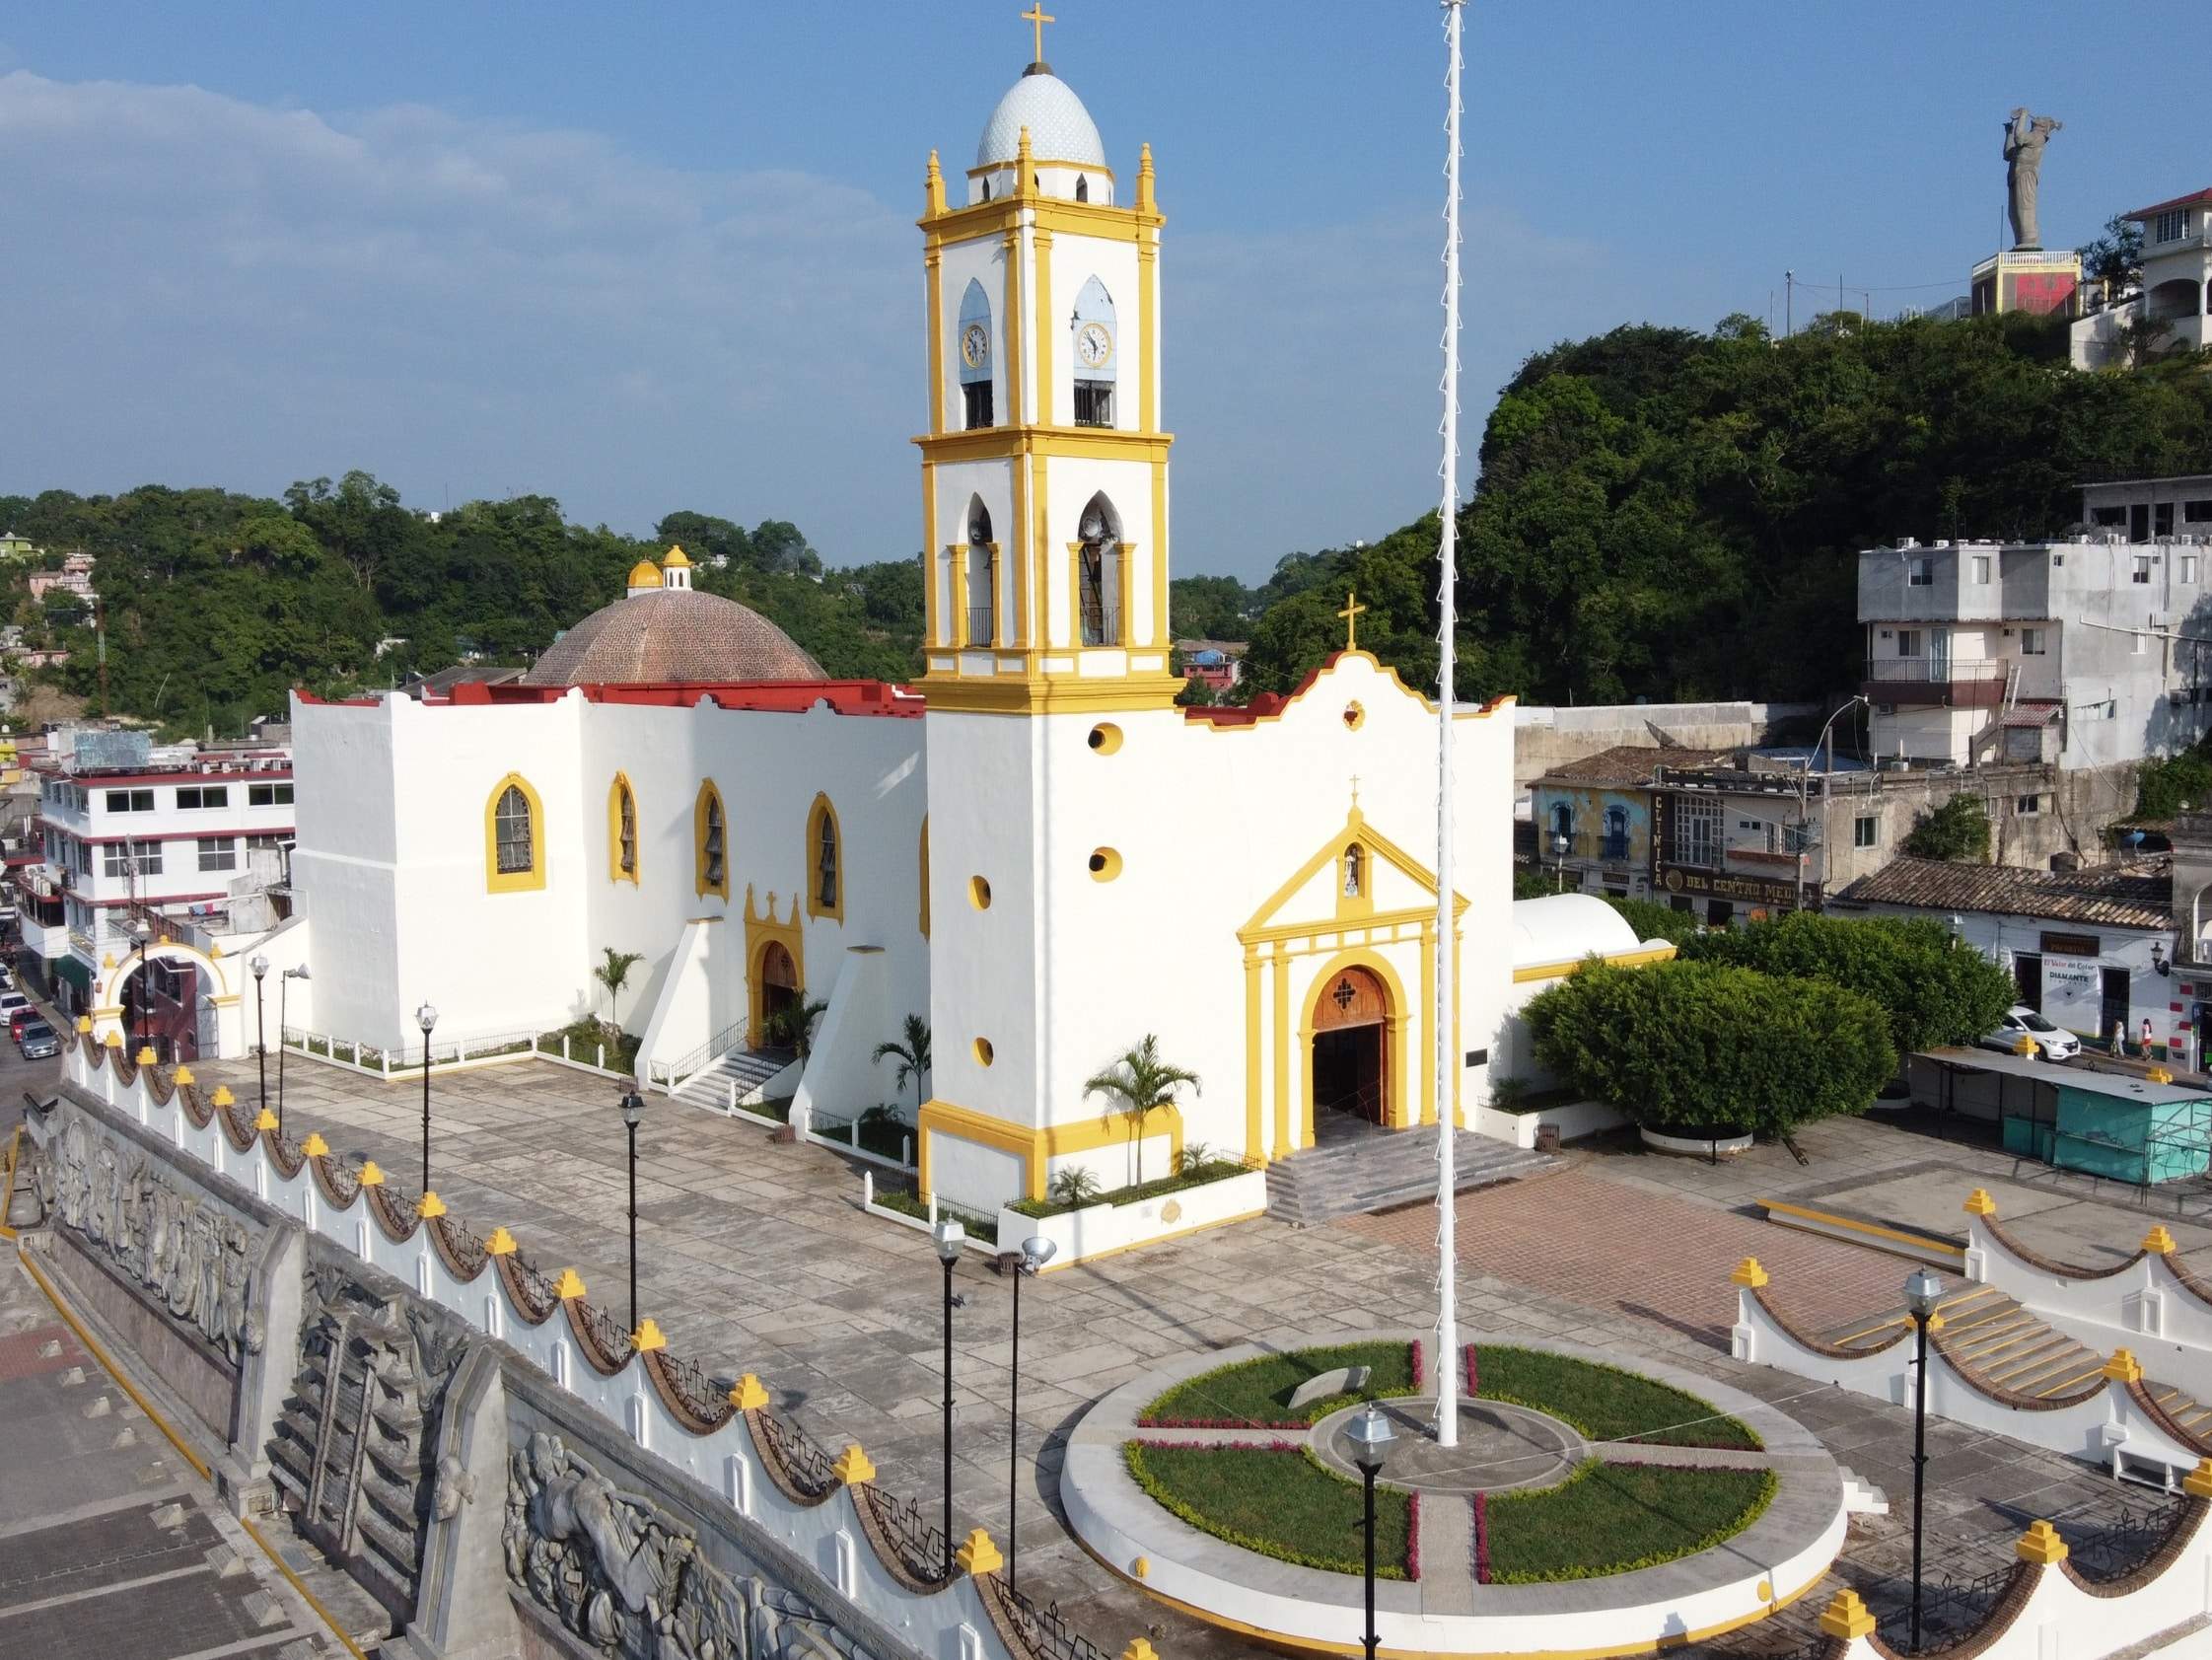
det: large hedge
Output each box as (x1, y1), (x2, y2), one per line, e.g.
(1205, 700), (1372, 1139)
(1524, 959), (1894, 1136)
(1678, 910), (2015, 1055)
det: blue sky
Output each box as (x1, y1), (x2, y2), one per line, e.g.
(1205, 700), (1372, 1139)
(3, 2), (2205, 581)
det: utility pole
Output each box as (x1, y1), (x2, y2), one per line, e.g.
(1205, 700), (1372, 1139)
(95, 597), (108, 719)
(1785, 270), (1794, 336)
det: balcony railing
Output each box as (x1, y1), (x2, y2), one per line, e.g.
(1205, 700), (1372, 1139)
(1549, 831), (1636, 865)
(1863, 658), (2005, 685)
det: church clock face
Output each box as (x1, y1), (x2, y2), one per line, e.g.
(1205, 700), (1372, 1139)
(1075, 322), (1113, 368)
(962, 323), (990, 370)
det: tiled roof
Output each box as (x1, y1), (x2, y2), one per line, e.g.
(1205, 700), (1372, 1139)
(2128, 187), (2212, 221)
(1833, 856), (2172, 931)
(1535, 745), (1737, 787)
(521, 590), (823, 687)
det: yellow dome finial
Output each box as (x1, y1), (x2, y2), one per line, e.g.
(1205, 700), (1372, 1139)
(925, 149), (946, 216)
(661, 544), (691, 568)
(626, 557), (663, 593)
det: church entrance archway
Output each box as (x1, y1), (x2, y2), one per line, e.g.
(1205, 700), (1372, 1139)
(1311, 965), (1389, 1130)
(758, 941), (798, 1044)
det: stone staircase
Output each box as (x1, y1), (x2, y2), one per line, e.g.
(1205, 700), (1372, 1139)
(1264, 1125), (1558, 1226)
(1823, 1284), (2212, 1432)
(672, 1046), (796, 1116)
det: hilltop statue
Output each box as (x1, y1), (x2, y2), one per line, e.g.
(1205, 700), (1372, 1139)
(2004, 108), (2062, 250)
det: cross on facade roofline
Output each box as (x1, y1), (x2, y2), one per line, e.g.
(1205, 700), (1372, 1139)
(1338, 590), (1367, 652)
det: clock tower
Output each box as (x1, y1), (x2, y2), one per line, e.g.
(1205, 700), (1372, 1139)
(913, 36), (1178, 713)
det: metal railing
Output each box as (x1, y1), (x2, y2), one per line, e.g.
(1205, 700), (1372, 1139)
(655, 1351), (728, 1425)
(752, 1407), (839, 1499)
(1863, 657), (2005, 685)
(2066, 1497), (2185, 1583)
(647, 1018), (751, 1092)
(1001, 1583), (1116, 1660)
(1872, 1560), (2020, 1650)
(873, 1490), (951, 1586)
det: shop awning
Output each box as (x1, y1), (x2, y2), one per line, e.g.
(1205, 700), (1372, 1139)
(49, 954), (91, 996)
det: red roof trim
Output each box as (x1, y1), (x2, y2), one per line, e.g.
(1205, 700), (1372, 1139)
(2127, 187), (2212, 220)
(297, 679), (925, 718)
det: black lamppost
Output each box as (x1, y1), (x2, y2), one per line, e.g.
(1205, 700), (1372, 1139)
(1344, 1403), (1396, 1660)
(417, 1001), (438, 1191)
(276, 964), (310, 1132)
(932, 1217), (966, 1580)
(1008, 1233), (1057, 1593)
(1904, 1266), (1944, 1654)
(249, 954), (269, 1122)
(619, 1085), (645, 1333)
(129, 921), (152, 1056)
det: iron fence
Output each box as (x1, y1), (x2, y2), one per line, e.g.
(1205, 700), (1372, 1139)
(873, 1490), (950, 1585)
(573, 1299), (637, 1366)
(755, 1408), (838, 1498)
(1872, 1560), (2019, 1650)
(2067, 1496), (2185, 1583)
(437, 1218), (489, 1279)
(657, 1350), (729, 1424)
(1001, 1583), (1116, 1660)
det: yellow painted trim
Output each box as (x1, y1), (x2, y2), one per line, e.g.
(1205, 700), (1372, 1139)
(1030, 450), (1049, 647)
(1183, 648), (1517, 734)
(1011, 442), (1031, 647)
(1097, 1538), (1827, 1660)
(963, 158), (1117, 181)
(914, 426), (1173, 464)
(694, 779), (731, 901)
(1033, 1206), (1268, 1273)
(1137, 235), (1158, 436)
(1001, 228), (1024, 432)
(1065, 541), (1082, 648)
(1299, 947), (1411, 1139)
(1046, 1103), (1182, 1171)
(483, 771), (547, 895)
(1243, 952), (1262, 1164)
(1761, 1199), (1967, 1263)
(918, 818), (930, 941)
(744, 886), (805, 1048)
(805, 792), (845, 923)
(1033, 226), (1054, 428)
(1270, 950), (1292, 1160)
(1511, 943), (1678, 983)
(922, 462), (941, 645)
(1152, 454), (1170, 648)
(916, 1096), (1186, 1205)
(607, 771), (640, 886)
(920, 674), (1184, 717)
(921, 196), (1163, 250)
(1240, 805), (1466, 943)
(1115, 540), (1136, 649)
(925, 247), (946, 436)
(949, 543), (969, 649)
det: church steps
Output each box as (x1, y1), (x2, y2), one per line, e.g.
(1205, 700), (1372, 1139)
(671, 1045), (797, 1116)
(1263, 1128), (1558, 1225)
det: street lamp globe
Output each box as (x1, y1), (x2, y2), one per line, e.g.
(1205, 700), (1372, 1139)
(619, 1088), (644, 1129)
(932, 1217), (965, 1264)
(1343, 1402), (1396, 1471)
(1903, 1268), (1945, 1320)
(1020, 1235), (1057, 1275)
(417, 1001), (438, 1036)
(1549, 831), (1569, 859)
(250, 954), (269, 982)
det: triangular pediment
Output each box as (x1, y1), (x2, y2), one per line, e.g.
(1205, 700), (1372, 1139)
(1239, 807), (1466, 943)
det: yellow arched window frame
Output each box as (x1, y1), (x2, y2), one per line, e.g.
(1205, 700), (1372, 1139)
(695, 780), (730, 901)
(918, 817), (930, 940)
(484, 772), (546, 895)
(608, 772), (640, 886)
(806, 792), (844, 922)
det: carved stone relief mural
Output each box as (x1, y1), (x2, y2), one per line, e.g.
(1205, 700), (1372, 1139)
(504, 1430), (870, 1660)
(40, 1115), (261, 1363)
(268, 1260), (470, 1618)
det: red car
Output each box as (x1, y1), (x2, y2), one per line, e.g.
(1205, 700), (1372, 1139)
(9, 1005), (41, 1041)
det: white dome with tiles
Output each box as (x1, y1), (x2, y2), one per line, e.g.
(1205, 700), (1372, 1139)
(975, 68), (1106, 168)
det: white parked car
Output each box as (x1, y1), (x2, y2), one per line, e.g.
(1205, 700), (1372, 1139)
(1979, 1005), (2081, 1062)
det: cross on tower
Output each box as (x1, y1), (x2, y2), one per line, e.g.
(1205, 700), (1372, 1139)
(1021, 3), (1055, 64)
(1338, 590), (1367, 652)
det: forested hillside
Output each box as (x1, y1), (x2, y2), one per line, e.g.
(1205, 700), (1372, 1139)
(1233, 312), (2212, 704)
(0, 475), (926, 734)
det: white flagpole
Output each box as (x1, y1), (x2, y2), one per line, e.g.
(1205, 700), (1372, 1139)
(1433, 0), (1465, 1450)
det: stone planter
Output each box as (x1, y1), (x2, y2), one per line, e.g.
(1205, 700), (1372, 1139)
(1639, 1124), (1753, 1159)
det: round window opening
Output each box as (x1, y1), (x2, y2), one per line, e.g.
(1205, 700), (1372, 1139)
(1089, 847), (1122, 882)
(1089, 722), (1123, 755)
(973, 1037), (995, 1067)
(969, 875), (992, 909)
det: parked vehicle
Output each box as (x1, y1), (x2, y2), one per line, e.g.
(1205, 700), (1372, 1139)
(9, 1005), (40, 1040)
(0, 992), (33, 1022)
(1978, 1004), (2082, 1062)
(17, 1021), (58, 1060)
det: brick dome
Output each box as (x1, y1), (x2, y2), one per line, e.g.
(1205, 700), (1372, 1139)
(522, 589), (824, 686)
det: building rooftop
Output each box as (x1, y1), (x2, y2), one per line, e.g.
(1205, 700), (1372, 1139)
(1534, 744), (1738, 788)
(1834, 855), (2172, 931)
(519, 588), (823, 687)
(2126, 187), (2212, 222)
(1919, 1045), (2210, 1105)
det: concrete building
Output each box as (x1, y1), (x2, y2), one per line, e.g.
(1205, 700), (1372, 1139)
(1857, 533), (2212, 773)
(1530, 744), (2074, 923)
(15, 735), (295, 1052)
(1510, 700), (1815, 796)
(1829, 855), (2178, 1057)
(2073, 188), (2212, 369)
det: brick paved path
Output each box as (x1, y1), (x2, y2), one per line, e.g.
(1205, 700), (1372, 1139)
(1342, 1168), (1914, 1348)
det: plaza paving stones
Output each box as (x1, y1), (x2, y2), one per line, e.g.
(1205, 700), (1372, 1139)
(192, 1055), (2163, 1656)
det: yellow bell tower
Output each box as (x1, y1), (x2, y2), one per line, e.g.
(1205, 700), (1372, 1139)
(914, 28), (1179, 715)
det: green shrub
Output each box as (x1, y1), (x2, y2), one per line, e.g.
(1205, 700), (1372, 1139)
(1601, 894), (1700, 945)
(1123, 1443), (1412, 1578)
(1900, 793), (1990, 861)
(2137, 747), (2212, 820)
(1009, 1156), (1248, 1218)
(1525, 957), (1893, 1135)
(1680, 908), (2015, 1054)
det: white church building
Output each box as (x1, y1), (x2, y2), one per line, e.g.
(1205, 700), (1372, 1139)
(191, 45), (1661, 1212)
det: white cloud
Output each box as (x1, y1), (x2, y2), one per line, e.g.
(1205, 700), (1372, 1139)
(0, 69), (1670, 580)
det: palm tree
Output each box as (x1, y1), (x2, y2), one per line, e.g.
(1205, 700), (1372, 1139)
(1083, 1036), (1200, 1188)
(770, 991), (831, 1059)
(871, 1014), (932, 1118)
(593, 948), (645, 1034)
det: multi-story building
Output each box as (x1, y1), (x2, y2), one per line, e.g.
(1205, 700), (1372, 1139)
(1857, 533), (2212, 773)
(15, 737), (295, 1054)
(1532, 743), (2072, 924)
(2073, 188), (2212, 368)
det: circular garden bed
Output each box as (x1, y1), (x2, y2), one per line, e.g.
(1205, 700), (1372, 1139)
(1061, 1331), (1846, 1658)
